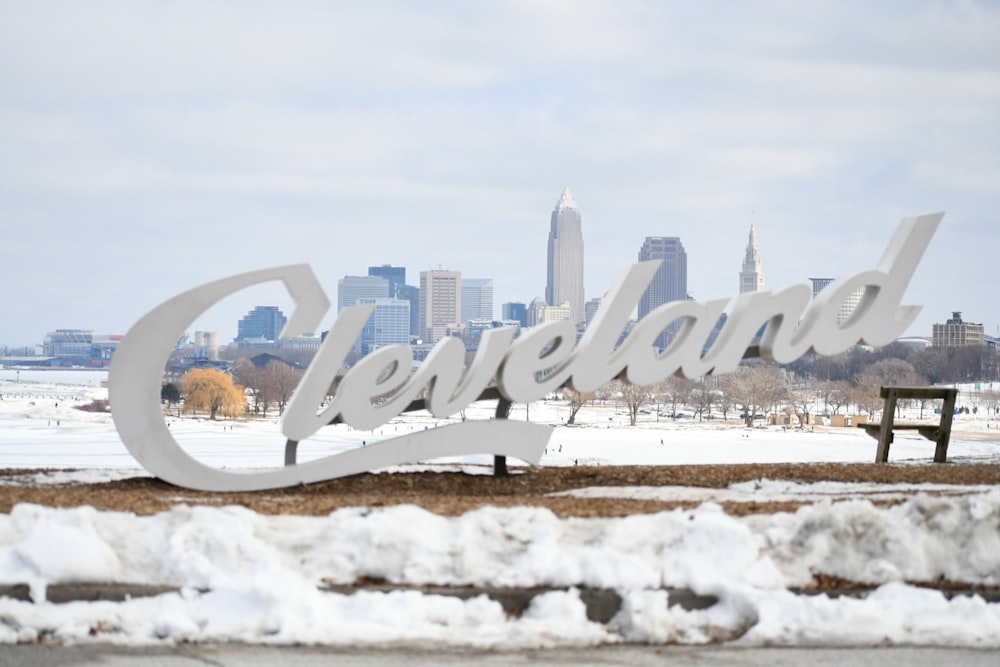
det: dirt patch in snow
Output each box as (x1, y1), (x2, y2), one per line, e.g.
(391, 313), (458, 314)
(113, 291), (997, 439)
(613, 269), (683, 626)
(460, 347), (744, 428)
(1, 461), (998, 518)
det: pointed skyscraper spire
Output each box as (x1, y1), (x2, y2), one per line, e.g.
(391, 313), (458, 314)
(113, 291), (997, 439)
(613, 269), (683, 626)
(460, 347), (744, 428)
(555, 186), (577, 211)
(740, 222), (765, 293)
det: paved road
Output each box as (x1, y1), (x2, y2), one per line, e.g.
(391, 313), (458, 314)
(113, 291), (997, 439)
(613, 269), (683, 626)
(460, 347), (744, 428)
(3, 644), (999, 667)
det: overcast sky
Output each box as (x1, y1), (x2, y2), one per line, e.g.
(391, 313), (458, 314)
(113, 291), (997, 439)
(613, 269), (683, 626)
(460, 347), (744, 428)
(2, 0), (998, 348)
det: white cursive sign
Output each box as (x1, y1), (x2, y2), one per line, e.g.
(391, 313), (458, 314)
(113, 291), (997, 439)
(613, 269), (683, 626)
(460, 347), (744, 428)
(110, 213), (942, 491)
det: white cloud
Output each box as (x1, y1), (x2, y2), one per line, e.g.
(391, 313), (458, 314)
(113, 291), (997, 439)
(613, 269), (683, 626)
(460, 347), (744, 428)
(0, 1), (998, 344)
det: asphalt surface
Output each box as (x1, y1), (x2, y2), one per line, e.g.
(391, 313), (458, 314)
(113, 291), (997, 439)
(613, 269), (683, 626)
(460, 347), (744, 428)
(3, 644), (1000, 667)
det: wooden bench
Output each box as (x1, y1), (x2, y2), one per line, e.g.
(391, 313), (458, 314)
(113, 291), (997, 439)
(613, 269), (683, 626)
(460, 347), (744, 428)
(857, 386), (958, 463)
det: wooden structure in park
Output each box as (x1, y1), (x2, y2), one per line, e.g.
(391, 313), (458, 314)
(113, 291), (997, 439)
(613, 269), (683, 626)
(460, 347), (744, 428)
(857, 386), (959, 463)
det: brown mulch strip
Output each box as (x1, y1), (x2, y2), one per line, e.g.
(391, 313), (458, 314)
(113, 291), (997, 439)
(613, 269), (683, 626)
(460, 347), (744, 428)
(1, 462), (997, 518)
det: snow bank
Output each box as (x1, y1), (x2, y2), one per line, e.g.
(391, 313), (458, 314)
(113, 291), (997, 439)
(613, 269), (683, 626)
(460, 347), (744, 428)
(1, 494), (1000, 647)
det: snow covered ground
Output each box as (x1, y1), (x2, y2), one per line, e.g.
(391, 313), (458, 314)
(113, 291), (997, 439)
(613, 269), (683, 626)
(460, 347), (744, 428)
(1, 368), (1000, 648)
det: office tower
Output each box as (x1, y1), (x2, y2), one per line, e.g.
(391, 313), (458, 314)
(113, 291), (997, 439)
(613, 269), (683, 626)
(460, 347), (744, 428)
(528, 296), (571, 326)
(369, 265), (418, 336)
(396, 284), (420, 336)
(585, 297), (603, 326)
(356, 298), (411, 356)
(637, 237), (688, 349)
(419, 269), (461, 343)
(546, 187), (585, 324)
(338, 276), (390, 312)
(368, 265), (406, 296)
(235, 306), (287, 343)
(740, 224), (765, 293)
(463, 319), (519, 350)
(809, 277), (834, 298)
(810, 277), (865, 326)
(502, 302), (528, 328)
(461, 278), (494, 322)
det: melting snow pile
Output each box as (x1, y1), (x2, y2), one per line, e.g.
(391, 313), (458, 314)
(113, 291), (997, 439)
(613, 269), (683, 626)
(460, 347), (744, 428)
(1, 491), (1000, 647)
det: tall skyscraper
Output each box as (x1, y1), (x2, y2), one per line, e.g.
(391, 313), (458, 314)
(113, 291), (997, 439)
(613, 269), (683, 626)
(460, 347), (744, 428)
(739, 224), (765, 294)
(546, 187), (585, 325)
(419, 269), (461, 344)
(368, 265), (406, 296)
(461, 278), (494, 322)
(235, 306), (287, 343)
(396, 284), (420, 336)
(338, 276), (390, 312)
(638, 237), (688, 349)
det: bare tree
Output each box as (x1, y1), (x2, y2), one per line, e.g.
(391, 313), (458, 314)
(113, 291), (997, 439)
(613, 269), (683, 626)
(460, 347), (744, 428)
(727, 366), (786, 426)
(689, 377), (717, 421)
(657, 375), (695, 419)
(231, 358), (270, 416)
(818, 379), (851, 415)
(563, 388), (594, 425)
(614, 379), (653, 426)
(852, 375), (882, 419)
(788, 387), (815, 427)
(716, 374), (737, 421)
(262, 361), (303, 415)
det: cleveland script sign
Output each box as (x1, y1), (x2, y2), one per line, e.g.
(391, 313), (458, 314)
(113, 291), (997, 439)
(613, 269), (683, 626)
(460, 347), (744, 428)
(109, 213), (942, 491)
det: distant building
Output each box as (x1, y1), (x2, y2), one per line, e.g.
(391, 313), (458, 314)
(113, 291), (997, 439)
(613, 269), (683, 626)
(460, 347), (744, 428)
(193, 331), (219, 361)
(810, 278), (867, 326)
(367, 265), (406, 295)
(396, 284), (420, 337)
(933, 311), (985, 347)
(235, 306), (287, 343)
(502, 302), (528, 328)
(43, 329), (93, 358)
(809, 278), (834, 297)
(278, 334), (322, 352)
(463, 318), (520, 350)
(40, 329), (121, 365)
(90, 334), (122, 361)
(638, 237), (687, 348)
(546, 187), (585, 324)
(338, 275), (390, 312)
(894, 336), (933, 351)
(529, 297), (571, 326)
(740, 224), (765, 294)
(584, 297), (603, 326)
(462, 278), (494, 322)
(419, 269), (461, 344)
(356, 298), (411, 356)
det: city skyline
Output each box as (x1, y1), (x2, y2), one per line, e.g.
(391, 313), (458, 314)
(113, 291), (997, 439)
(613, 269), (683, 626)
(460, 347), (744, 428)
(5, 205), (997, 348)
(2, 3), (998, 347)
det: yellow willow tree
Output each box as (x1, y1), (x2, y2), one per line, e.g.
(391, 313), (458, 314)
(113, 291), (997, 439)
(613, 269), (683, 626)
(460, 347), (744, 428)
(181, 368), (246, 420)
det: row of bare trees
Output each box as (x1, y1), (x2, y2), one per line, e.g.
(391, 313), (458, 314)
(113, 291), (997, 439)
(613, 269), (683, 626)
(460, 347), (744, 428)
(559, 349), (973, 426)
(231, 358), (304, 417)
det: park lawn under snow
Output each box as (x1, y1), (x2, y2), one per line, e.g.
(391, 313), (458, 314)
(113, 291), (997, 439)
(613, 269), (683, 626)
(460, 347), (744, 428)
(1, 369), (1000, 647)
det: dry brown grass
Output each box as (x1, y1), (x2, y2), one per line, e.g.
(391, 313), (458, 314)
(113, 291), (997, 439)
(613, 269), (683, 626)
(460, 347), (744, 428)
(2, 461), (998, 518)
